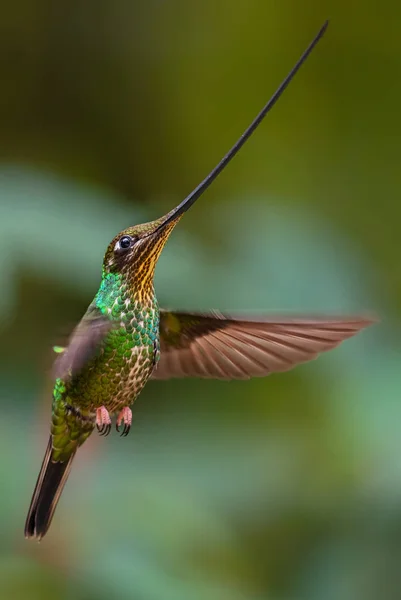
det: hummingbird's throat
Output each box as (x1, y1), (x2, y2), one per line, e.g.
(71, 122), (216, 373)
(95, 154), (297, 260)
(96, 271), (156, 317)
(129, 216), (181, 293)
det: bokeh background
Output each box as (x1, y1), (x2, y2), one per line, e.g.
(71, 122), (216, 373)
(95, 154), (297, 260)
(1, 1), (400, 599)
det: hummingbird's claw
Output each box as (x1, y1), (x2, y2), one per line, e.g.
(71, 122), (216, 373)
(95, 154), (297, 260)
(121, 423), (131, 437)
(116, 407), (132, 437)
(96, 406), (112, 436)
(99, 423), (111, 437)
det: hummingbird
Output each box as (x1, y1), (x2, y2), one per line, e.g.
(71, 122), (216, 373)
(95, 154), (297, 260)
(24, 21), (374, 540)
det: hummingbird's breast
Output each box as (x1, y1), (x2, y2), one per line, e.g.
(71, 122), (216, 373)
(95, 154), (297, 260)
(106, 309), (160, 412)
(70, 288), (160, 412)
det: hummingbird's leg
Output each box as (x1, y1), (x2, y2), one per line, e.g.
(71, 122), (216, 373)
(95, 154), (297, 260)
(96, 406), (112, 437)
(116, 407), (132, 437)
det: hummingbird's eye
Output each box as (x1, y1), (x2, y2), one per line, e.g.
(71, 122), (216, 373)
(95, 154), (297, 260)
(118, 235), (133, 251)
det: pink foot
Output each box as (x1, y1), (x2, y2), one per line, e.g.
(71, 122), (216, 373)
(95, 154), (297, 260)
(96, 406), (112, 436)
(116, 407), (132, 437)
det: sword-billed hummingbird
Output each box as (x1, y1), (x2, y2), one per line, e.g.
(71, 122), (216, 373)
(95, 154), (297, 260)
(25, 21), (374, 540)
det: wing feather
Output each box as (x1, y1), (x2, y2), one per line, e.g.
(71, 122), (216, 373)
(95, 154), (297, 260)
(53, 307), (112, 382)
(153, 311), (375, 380)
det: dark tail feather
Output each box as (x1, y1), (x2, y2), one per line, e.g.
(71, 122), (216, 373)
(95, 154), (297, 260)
(24, 436), (76, 540)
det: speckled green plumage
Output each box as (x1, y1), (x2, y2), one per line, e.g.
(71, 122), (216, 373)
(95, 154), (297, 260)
(51, 378), (93, 462)
(51, 273), (161, 462)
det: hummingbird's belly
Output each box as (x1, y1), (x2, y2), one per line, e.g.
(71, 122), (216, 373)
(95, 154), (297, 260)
(69, 323), (159, 413)
(105, 343), (156, 412)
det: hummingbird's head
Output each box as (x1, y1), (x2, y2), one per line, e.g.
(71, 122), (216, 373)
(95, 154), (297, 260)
(102, 197), (193, 284)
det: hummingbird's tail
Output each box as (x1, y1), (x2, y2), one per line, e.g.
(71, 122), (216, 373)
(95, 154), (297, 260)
(24, 436), (76, 540)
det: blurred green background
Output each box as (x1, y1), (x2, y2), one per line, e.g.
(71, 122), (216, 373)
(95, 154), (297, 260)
(1, 1), (400, 599)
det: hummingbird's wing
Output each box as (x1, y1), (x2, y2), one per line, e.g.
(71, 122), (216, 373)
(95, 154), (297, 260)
(152, 311), (375, 380)
(53, 308), (112, 381)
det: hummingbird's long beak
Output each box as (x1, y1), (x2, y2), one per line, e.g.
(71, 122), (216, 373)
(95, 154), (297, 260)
(147, 20), (328, 238)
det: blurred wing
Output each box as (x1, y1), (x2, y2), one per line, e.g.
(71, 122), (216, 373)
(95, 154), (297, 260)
(152, 310), (375, 380)
(53, 308), (112, 381)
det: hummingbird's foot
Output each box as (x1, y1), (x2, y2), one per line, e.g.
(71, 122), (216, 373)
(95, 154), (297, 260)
(116, 407), (132, 437)
(96, 406), (112, 436)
